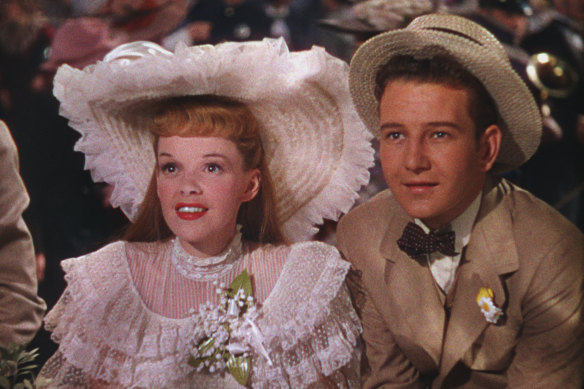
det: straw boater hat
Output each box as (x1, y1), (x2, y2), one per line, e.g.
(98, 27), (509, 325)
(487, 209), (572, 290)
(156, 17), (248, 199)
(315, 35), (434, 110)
(53, 38), (374, 242)
(349, 13), (542, 174)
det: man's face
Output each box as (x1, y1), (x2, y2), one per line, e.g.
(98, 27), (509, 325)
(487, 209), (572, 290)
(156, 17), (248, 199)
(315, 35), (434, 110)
(378, 80), (500, 229)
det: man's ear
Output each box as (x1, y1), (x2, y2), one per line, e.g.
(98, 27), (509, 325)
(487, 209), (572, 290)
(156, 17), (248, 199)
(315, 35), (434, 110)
(241, 169), (261, 202)
(479, 124), (502, 172)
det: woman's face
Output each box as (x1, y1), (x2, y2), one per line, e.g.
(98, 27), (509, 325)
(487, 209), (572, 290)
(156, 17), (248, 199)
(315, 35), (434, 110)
(156, 136), (260, 257)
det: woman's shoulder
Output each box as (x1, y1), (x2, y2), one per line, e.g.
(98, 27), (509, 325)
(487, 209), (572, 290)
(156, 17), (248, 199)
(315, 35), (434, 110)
(253, 241), (361, 387)
(280, 240), (349, 280)
(44, 239), (196, 388)
(61, 240), (164, 271)
(258, 239), (354, 335)
(249, 240), (345, 266)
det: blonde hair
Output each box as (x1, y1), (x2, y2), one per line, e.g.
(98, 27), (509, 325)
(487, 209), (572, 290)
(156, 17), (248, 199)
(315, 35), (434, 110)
(124, 95), (285, 244)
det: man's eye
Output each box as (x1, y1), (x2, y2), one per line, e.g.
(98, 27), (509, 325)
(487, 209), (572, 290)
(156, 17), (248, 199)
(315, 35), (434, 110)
(432, 131), (449, 138)
(384, 132), (402, 140)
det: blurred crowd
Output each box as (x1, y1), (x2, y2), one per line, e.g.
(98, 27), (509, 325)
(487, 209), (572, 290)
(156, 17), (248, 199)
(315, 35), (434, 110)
(1, 0), (583, 364)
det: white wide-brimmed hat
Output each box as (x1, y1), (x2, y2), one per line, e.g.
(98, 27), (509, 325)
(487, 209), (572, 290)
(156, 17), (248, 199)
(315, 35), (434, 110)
(53, 38), (374, 242)
(349, 13), (542, 173)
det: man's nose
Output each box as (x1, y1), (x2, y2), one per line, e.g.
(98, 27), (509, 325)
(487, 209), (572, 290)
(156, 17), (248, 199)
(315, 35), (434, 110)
(404, 140), (430, 173)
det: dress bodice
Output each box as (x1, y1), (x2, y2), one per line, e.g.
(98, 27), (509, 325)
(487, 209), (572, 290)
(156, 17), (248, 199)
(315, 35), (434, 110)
(40, 239), (361, 388)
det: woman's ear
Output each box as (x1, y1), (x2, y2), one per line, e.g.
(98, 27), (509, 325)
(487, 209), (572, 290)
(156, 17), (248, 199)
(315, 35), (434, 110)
(241, 169), (261, 202)
(479, 124), (502, 172)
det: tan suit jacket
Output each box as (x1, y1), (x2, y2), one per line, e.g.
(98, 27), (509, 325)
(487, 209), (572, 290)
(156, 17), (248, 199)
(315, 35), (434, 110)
(0, 121), (45, 347)
(337, 177), (584, 388)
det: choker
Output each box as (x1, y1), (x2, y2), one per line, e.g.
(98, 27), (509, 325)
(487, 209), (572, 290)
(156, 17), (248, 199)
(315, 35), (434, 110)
(171, 226), (244, 280)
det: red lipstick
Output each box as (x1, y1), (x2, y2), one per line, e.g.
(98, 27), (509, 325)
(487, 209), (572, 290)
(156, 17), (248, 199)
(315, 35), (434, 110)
(175, 203), (208, 221)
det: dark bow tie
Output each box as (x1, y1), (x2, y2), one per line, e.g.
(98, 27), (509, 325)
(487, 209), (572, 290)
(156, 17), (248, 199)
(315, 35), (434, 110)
(397, 222), (458, 260)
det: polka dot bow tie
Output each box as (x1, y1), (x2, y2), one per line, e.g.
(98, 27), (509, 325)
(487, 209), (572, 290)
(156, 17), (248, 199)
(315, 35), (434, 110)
(397, 222), (458, 260)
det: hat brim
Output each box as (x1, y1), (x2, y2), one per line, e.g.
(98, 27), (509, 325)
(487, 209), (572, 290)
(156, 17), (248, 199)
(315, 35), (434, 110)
(349, 14), (542, 173)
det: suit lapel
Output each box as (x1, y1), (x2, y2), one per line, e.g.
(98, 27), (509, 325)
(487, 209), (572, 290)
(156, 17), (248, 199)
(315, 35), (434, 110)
(379, 209), (446, 369)
(439, 178), (519, 377)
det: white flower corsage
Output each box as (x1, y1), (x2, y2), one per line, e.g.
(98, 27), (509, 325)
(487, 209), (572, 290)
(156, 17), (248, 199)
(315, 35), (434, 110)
(189, 270), (269, 385)
(476, 287), (503, 324)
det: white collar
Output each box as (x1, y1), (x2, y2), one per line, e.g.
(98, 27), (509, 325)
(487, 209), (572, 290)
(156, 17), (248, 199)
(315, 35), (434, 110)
(414, 192), (482, 253)
(171, 225), (244, 280)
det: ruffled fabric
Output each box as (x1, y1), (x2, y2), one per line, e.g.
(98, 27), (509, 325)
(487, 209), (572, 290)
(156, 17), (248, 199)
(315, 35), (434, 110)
(52, 38), (374, 242)
(41, 241), (361, 388)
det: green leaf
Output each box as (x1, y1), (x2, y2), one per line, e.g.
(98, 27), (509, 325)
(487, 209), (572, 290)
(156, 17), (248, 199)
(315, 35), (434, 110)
(188, 355), (203, 368)
(226, 355), (250, 386)
(198, 337), (215, 357)
(228, 269), (252, 298)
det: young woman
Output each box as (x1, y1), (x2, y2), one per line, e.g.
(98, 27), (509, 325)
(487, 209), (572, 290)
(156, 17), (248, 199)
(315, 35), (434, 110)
(39, 39), (373, 388)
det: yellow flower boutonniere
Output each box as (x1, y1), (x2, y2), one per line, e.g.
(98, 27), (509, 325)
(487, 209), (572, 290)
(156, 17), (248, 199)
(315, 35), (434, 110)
(476, 287), (503, 324)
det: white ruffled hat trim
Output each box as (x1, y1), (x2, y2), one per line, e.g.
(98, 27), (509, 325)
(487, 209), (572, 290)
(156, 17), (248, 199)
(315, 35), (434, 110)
(54, 38), (374, 242)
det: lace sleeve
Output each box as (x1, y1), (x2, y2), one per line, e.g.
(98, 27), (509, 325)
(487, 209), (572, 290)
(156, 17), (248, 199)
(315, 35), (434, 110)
(257, 241), (362, 388)
(38, 242), (196, 388)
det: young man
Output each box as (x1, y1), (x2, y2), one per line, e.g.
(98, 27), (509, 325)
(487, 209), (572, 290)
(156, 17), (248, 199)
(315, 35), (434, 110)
(337, 14), (584, 388)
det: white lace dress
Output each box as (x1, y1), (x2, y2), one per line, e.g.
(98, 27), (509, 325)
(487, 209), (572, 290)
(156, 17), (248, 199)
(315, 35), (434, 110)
(39, 236), (361, 388)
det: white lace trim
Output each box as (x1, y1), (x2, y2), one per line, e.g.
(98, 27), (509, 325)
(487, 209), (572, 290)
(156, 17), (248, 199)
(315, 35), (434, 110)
(41, 241), (361, 388)
(171, 226), (244, 280)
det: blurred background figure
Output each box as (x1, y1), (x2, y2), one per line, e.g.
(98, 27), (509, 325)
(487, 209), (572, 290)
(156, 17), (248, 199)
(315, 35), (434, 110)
(163, 0), (321, 50)
(0, 120), (45, 350)
(452, 0), (584, 230)
(313, 0), (355, 63)
(0, 0), (53, 121)
(264, 0), (322, 50)
(1, 4), (133, 367)
(319, 0), (439, 49)
(163, 0), (271, 48)
(94, 0), (189, 43)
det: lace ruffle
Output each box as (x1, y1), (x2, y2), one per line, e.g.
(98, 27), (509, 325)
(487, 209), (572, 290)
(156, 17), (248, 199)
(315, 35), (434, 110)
(257, 242), (361, 388)
(41, 241), (360, 388)
(43, 242), (196, 388)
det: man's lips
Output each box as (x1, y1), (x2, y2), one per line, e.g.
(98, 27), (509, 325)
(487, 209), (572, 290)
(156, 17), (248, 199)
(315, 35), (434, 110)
(175, 203), (208, 220)
(403, 182), (438, 194)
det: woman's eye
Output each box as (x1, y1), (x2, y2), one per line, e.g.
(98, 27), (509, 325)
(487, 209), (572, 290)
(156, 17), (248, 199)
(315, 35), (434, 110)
(160, 163), (177, 174)
(205, 163), (222, 173)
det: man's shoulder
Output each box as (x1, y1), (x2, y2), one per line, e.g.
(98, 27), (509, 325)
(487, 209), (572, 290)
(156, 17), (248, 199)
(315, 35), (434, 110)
(337, 189), (404, 258)
(340, 189), (398, 228)
(488, 178), (583, 249)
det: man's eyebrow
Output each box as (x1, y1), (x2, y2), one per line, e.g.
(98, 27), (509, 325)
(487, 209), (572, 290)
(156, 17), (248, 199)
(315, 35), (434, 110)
(379, 121), (462, 131)
(426, 121), (462, 130)
(379, 122), (403, 131)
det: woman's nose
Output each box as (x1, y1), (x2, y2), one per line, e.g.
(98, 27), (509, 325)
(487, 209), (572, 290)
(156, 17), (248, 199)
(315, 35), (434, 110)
(179, 173), (202, 195)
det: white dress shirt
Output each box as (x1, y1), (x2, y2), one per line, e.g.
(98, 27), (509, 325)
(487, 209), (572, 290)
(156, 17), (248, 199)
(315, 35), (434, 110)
(414, 193), (482, 294)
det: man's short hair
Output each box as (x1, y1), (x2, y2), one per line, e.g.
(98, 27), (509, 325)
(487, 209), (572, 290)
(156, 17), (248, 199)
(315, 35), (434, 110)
(374, 52), (500, 139)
